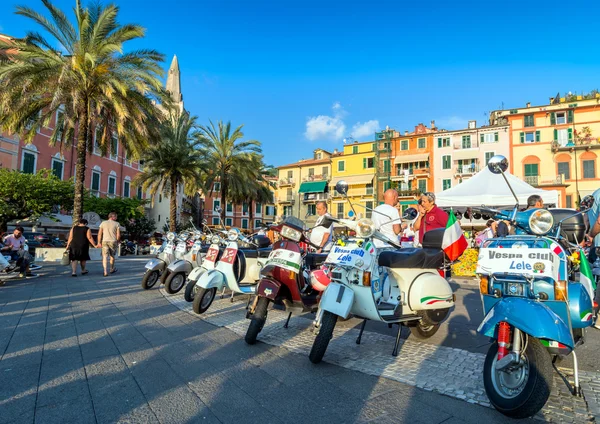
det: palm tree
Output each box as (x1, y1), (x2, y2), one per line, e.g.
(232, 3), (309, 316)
(197, 120), (264, 222)
(134, 112), (205, 232)
(0, 0), (167, 222)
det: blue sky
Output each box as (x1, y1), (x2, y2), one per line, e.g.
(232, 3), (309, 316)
(1, 0), (598, 166)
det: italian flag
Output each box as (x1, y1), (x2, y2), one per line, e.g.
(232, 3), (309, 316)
(442, 209), (468, 261)
(579, 248), (596, 302)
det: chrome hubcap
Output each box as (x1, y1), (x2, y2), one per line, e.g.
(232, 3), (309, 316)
(148, 272), (158, 285)
(491, 355), (529, 398)
(171, 274), (185, 291)
(201, 289), (215, 309)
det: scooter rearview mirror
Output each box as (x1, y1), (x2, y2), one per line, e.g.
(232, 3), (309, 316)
(403, 207), (418, 220)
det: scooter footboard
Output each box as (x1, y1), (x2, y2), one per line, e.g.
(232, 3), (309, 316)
(320, 282), (354, 319)
(477, 297), (574, 350)
(196, 269), (225, 291)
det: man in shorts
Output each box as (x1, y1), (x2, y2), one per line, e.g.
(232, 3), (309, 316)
(97, 212), (121, 277)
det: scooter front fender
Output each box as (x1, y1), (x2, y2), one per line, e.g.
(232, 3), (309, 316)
(196, 269), (225, 291)
(257, 277), (282, 301)
(188, 266), (206, 283)
(145, 258), (165, 272)
(319, 282), (355, 319)
(167, 259), (192, 275)
(477, 297), (574, 350)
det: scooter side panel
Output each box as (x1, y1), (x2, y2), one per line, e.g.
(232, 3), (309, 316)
(145, 259), (165, 272)
(477, 297), (574, 350)
(320, 282), (355, 319)
(407, 272), (454, 311)
(167, 260), (193, 274)
(188, 266), (206, 283)
(196, 269), (225, 291)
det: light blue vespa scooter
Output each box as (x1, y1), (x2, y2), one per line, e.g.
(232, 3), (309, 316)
(475, 155), (593, 419)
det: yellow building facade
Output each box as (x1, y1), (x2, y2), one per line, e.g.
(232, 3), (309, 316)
(490, 94), (600, 208)
(330, 141), (376, 219)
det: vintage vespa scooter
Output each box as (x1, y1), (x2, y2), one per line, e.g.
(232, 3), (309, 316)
(308, 181), (455, 363)
(163, 230), (206, 294)
(140, 232), (177, 290)
(475, 155), (593, 419)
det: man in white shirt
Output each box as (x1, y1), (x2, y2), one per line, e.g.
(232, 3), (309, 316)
(310, 201), (334, 253)
(372, 189), (401, 248)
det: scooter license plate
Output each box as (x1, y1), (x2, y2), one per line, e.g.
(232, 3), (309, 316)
(176, 243), (187, 253)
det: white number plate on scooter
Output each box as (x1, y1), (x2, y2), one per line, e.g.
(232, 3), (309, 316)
(476, 248), (559, 280)
(205, 245), (219, 263)
(176, 243), (187, 253)
(191, 242), (202, 253)
(165, 242), (175, 253)
(326, 244), (372, 269)
(266, 248), (301, 273)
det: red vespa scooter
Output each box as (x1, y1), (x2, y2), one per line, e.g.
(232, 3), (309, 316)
(245, 216), (328, 344)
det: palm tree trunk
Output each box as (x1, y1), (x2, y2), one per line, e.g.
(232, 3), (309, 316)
(220, 180), (227, 223)
(170, 178), (178, 232)
(248, 199), (254, 231)
(72, 107), (89, 223)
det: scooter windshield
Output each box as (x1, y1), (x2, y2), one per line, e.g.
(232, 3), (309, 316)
(282, 216), (306, 231)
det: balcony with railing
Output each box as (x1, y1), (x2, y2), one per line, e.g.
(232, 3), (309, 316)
(523, 175), (565, 187)
(392, 167), (430, 180)
(277, 194), (295, 204)
(278, 177), (295, 187)
(303, 192), (329, 202)
(397, 189), (421, 197)
(453, 140), (480, 149)
(455, 164), (480, 175)
(551, 140), (600, 152)
(331, 187), (374, 198)
(302, 174), (330, 182)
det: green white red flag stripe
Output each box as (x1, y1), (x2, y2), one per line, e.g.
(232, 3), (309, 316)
(579, 248), (596, 302)
(442, 209), (468, 261)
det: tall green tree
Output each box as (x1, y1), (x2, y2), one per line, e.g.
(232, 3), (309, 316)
(0, 0), (167, 222)
(134, 112), (205, 232)
(197, 120), (264, 222)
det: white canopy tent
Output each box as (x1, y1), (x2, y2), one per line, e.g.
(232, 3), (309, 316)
(435, 167), (559, 209)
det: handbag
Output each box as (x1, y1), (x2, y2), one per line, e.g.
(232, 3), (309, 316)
(61, 250), (70, 266)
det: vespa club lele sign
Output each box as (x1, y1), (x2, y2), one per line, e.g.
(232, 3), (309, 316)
(477, 248), (559, 280)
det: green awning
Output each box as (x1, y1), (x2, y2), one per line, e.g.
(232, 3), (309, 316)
(298, 181), (327, 193)
(400, 200), (418, 205)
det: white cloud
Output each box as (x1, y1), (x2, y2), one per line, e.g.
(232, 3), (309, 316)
(435, 116), (468, 130)
(351, 120), (380, 138)
(304, 115), (346, 141)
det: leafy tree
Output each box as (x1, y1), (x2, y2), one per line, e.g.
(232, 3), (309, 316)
(197, 121), (264, 222)
(0, 169), (74, 231)
(0, 0), (167, 223)
(82, 195), (147, 223)
(161, 218), (193, 234)
(124, 215), (156, 241)
(134, 112), (205, 232)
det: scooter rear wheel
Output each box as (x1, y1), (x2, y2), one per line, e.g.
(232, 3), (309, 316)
(309, 311), (338, 364)
(165, 272), (186, 294)
(141, 270), (159, 290)
(409, 321), (441, 339)
(245, 297), (269, 345)
(193, 287), (216, 314)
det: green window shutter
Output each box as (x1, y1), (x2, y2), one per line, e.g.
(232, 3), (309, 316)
(550, 112), (556, 125)
(437, 138), (442, 148)
(52, 160), (63, 179)
(568, 128), (573, 141)
(553, 129), (558, 141)
(22, 152), (35, 174)
(567, 109), (574, 123)
(494, 132), (499, 141)
(535, 131), (540, 142)
(480, 134), (484, 143)
(362, 158), (366, 168)
(520, 132), (524, 143)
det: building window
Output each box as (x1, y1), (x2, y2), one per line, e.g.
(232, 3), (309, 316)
(442, 155), (451, 170)
(322, 166), (328, 177)
(336, 203), (344, 219)
(212, 217), (219, 225)
(283, 205), (293, 216)
(442, 179), (452, 190)
(308, 168), (314, 177)
(91, 171), (101, 196)
(524, 114), (534, 127)
(556, 112), (566, 125)
(307, 204), (316, 216)
(383, 181), (391, 191)
(137, 186), (143, 199)
(556, 129), (569, 146)
(363, 157), (374, 169)
(520, 131), (539, 143)
(316, 152), (322, 159)
(437, 137), (450, 148)
(108, 175), (116, 197)
(365, 201), (373, 218)
(461, 135), (471, 149)
(566, 195), (572, 209)
(241, 218), (248, 229)
(51, 158), (64, 180)
(225, 218), (233, 227)
(366, 183), (373, 195)
(485, 151), (495, 165)
(401, 140), (409, 150)
(123, 180), (130, 198)
(482, 133), (499, 143)
(21, 151), (36, 174)
(110, 135), (118, 161)
(352, 146), (358, 154)
(256, 203), (262, 214)
(226, 202), (233, 213)
(55, 110), (65, 141)
(383, 159), (391, 173)
(123, 149), (131, 166)
(213, 199), (221, 211)
(418, 179), (427, 193)
(417, 138), (426, 149)
(287, 170), (293, 179)
(254, 220), (262, 228)
(213, 182), (220, 192)
(94, 127), (102, 155)
(265, 205), (275, 216)
(557, 162), (570, 180)
(524, 164), (539, 185)
(242, 203), (248, 214)
(338, 161), (345, 172)
(583, 160), (596, 179)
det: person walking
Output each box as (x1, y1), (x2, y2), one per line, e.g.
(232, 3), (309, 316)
(414, 192), (449, 246)
(97, 212), (121, 277)
(65, 218), (96, 277)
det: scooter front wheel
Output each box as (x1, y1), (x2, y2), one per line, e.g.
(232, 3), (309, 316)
(483, 337), (552, 418)
(165, 272), (186, 294)
(184, 279), (197, 302)
(245, 297), (269, 345)
(309, 311), (338, 364)
(141, 270), (159, 290)
(193, 287), (216, 314)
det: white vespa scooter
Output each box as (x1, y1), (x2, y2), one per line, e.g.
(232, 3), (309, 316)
(308, 180), (455, 364)
(184, 231), (225, 302)
(163, 231), (205, 294)
(141, 232), (178, 290)
(192, 228), (266, 314)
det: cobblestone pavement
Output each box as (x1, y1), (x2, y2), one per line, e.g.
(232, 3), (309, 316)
(163, 283), (600, 423)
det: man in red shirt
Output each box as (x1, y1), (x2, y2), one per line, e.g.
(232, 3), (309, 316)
(414, 192), (449, 245)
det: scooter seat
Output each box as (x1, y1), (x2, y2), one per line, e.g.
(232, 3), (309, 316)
(378, 248), (444, 269)
(304, 253), (329, 270)
(240, 248), (272, 259)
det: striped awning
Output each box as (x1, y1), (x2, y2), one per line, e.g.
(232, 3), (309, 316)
(394, 153), (429, 164)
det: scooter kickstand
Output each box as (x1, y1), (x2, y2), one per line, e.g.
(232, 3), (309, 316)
(220, 287), (226, 299)
(356, 319), (367, 345)
(572, 351), (582, 397)
(392, 324), (403, 357)
(230, 291), (235, 303)
(283, 312), (292, 329)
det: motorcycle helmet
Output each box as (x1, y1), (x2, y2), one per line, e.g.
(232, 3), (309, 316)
(581, 195), (595, 211)
(310, 267), (331, 292)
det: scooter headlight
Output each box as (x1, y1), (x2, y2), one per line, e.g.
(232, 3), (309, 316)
(167, 232), (176, 241)
(355, 218), (375, 238)
(211, 235), (221, 244)
(228, 228), (240, 241)
(529, 209), (554, 235)
(281, 225), (302, 242)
